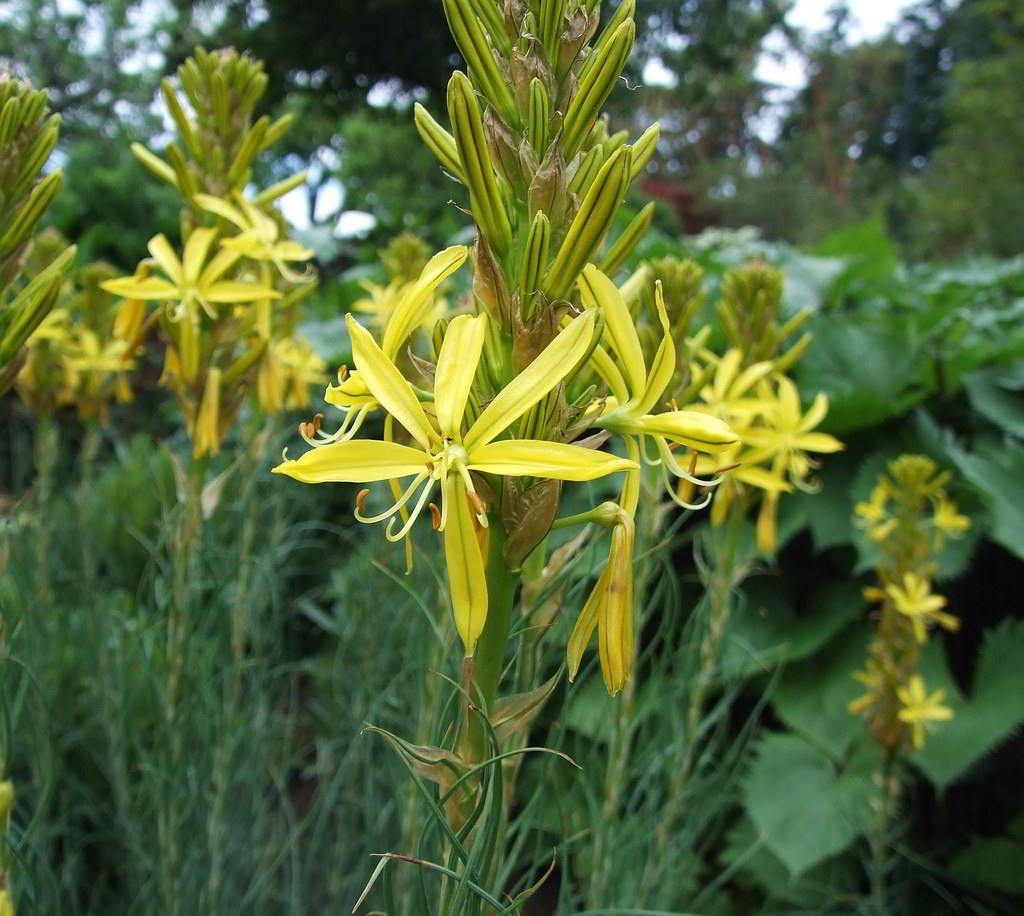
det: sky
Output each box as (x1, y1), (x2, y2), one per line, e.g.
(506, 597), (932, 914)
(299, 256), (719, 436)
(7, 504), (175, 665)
(286, 0), (920, 235)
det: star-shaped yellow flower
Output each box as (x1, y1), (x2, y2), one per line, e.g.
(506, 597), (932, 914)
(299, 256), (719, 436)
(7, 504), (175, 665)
(886, 572), (959, 643)
(897, 675), (953, 749)
(274, 309), (637, 655)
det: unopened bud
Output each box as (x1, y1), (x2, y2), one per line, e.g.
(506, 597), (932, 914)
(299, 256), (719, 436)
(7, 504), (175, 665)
(447, 72), (512, 256)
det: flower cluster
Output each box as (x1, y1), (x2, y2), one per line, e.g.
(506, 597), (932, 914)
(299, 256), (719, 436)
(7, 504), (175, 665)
(275, 0), (739, 694)
(682, 261), (842, 553)
(15, 231), (139, 421)
(100, 48), (324, 456)
(849, 454), (968, 750)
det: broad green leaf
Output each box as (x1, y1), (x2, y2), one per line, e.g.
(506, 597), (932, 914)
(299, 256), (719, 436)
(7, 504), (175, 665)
(770, 625), (869, 760)
(948, 438), (1024, 561)
(964, 362), (1024, 439)
(794, 321), (925, 434)
(948, 812), (1024, 896)
(720, 816), (860, 906)
(913, 620), (1024, 789)
(744, 733), (878, 876)
(720, 580), (863, 681)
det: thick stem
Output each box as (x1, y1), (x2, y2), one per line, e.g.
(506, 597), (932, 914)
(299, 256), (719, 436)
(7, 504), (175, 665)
(462, 521), (517, 764)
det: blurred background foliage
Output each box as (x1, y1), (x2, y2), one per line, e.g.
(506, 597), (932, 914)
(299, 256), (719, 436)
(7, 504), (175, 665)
(3, 0), (1023, 268)
(1, 0), (1023, 913)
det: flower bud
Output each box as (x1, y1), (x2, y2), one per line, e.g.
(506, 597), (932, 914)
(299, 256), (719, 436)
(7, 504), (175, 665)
(527, 78), (550, 155)
(543, 145), (632, 300)
(414, 103), (466, 182)
(600, 201), (655, 277)
(448, 72), (513, 256)
(519, 211), (551, 308)
(561, 19), (635, 159)
(441, 0), (519, 126)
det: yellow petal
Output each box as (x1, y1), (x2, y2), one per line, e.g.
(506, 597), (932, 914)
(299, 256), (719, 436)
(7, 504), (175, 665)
(147, 234), (184, 286)
(194, 194), (247, 230)
(567, 567), (606, 680)
(775, 375), (801, 428)
(347, 315), (437, 450)
(794, 431), (844, 454)
(733, 464), (793, 492)
(204, 281), (281, 303)
(381, 245), (468, 358)
(588, 339), (631, 404)
(598, 522), (634, 695)
(465, 310), (596, 451)
(712, 349), (742, 402)
(272, 439), (429, 483)
(635, 281), (675, 415)
(182, 228), (217, 283)
(626, 410), (737, 452)
(101, 276), (181, 300)
(467, 439), (637, 481)
(579, 264), (646, 397)
(798, 392), (829, 433)
(199, 248), (243, 287)
(434, 313), (486, 439)
(443, 474), (488, 655)
(324, 370), (377, 409)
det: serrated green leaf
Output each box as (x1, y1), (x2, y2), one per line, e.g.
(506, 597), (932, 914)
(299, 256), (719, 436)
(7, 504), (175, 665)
(744, 733), (878, 876)
(770, 626), (869, 760)
(948, 438), (1024, 561)
(794, 321), (926, 434)
(720, 816), (860, 906)
(965, 362), (1024, 438)
(720, 580), (862, 681)
(913, 620), (1024, 789)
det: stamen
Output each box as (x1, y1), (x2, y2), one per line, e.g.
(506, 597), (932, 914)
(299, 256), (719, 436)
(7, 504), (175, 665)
(355, 489), (370, 514)
(456, 463), (489, 528)
(429, 503), (442, 530)
(663, 467), (713, 511)
(337, 365), (349, 384)
(656, 437), (722, 487)
(355, 473), (429, 525)
(385, 478), (436, 541)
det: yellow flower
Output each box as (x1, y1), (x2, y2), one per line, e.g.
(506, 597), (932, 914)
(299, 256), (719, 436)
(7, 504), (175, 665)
(933, 496), (970, 537)
(257, 337), (327, 412)
(195, 194), (314, 283)
(886, 572), (960, 643)
(692, 347), (775, 425)
(578, 265), (737, 508)
(566, 506), (636, 695)
(848, 660), (885, 714)
(101, 231), (280, 321)
(274, 310), (637, 655)
(316, 246), (468, 441)
(736, 376), (843, 484)
(897, 675), (953, 749)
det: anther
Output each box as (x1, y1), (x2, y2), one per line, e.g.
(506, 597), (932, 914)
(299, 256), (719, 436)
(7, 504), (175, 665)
(356, 489), (370, 513)
(429, 503), (442, 530)
(312, 413), (323, 433)
(337, 365), (349, 383)
(467, 490), (486, 516)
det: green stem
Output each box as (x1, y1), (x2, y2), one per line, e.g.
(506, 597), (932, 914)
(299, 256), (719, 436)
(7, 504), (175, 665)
(463, 521), (516, 765)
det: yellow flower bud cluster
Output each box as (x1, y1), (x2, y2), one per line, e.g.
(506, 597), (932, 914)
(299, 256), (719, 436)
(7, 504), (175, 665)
(99, 48), (323, 457)
(276, 0), (746, 695)
(647, 260), (842, 554)
(849, 455), (968, 750)
(16, 235), (140, 421)
(0, 72), (73, 394)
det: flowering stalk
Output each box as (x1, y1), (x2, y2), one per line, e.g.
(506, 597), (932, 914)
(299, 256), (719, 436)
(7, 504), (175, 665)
(101, 47), (323, 463)
(849, 454), (967, 913)
(280, 1), (743, 903)
(0, 73), (72, 394)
